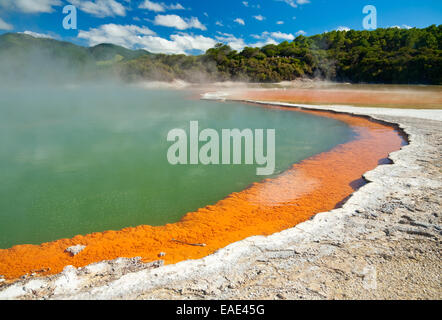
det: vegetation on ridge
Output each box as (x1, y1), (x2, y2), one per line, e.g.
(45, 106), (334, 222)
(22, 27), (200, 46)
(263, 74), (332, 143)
(120, 25), (442, 84)
(0, 25), (441, 84)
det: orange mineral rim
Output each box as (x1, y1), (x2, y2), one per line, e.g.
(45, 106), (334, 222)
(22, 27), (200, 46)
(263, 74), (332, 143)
(0, 103), (405, 281)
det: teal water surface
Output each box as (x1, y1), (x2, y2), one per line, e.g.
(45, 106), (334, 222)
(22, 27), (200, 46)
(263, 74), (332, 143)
(0, 86), (355, 248)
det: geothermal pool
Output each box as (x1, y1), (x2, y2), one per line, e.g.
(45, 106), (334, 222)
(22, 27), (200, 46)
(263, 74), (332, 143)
(0, 86), (355, 249)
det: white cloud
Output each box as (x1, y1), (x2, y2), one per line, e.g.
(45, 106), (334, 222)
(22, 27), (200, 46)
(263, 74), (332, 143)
(169, 3), (185, 10)
(253, 31), (295, 41)
(139, 0), (164, 12)
(78, 24), (156, 48)
(78, 23), (215, 54)
(270, 31), (294, 40)
(215, 32), (246, 51)
(336, 26), (350, 32)
(276, 21), (284, 25)
(247, 31), (295, 49)
(77, 19), (304, 55)
(153, 15), (206, 30)
(296, 30), (306, 35)
(243, 1), (260, 8)
(68, 0), (126, 17)
(234, 18), (245, 25)
(254, 15), (265, 21)
(215, 32), (276, 51)
(137, 34), (216, 54)
(277, 0), (310, 8)
(388, 25), (413, 30)
(138, 1), (185, 12)
(20, 30), (54, 39)
(78, 25), (297, 55)
(215, 21), (223, 27)
(0, 0), (61, 13)
(250, 39), (278, 48)
(0, 18), (13, 30)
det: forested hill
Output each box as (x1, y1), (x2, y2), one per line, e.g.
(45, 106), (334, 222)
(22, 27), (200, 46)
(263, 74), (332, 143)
(0, 25), (441, 85)
(122, 25), (442, 84)
(0, 32), (153, 83)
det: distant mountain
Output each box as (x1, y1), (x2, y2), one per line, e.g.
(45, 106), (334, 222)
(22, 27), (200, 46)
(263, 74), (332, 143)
(88, 43), (151, 63)
(0, 33), (151, 64)
(0, 33), (152, 83)
(0, 32), (93, 64)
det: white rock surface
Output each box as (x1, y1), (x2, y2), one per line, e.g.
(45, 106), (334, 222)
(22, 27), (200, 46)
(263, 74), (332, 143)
(0, 102), (440, 300)
(65, 245), (86, 257)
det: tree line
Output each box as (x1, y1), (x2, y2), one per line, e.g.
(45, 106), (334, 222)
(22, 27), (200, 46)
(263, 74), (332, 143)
(119, 25), (442, 85)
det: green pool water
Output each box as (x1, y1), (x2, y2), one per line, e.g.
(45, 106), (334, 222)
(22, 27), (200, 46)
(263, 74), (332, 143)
(0, 85), (355, 248)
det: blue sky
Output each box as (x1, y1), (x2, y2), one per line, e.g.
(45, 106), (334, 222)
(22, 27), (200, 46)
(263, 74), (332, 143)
(0, 0), (441, 54)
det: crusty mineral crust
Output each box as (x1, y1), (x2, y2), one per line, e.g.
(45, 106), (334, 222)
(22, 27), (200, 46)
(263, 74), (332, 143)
(0, 103), (440, 300)
(65, 245), (86, 257)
